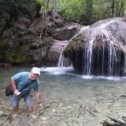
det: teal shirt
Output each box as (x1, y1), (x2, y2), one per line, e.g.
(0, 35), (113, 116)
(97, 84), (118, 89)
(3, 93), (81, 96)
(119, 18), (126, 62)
(12, 72), (39, 96)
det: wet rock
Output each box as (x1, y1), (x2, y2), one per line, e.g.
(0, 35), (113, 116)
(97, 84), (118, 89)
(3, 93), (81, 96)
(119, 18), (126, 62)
(0, 111), (4, 115)
(102, 116), (126, 126)
(63, 17), (126, 76)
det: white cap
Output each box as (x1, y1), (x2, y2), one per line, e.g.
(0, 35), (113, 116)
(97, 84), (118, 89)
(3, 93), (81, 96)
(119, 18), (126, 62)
(31, 67), (41, 75)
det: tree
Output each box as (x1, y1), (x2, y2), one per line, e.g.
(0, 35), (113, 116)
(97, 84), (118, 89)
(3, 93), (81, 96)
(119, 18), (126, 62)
(85, 0), (93, 24)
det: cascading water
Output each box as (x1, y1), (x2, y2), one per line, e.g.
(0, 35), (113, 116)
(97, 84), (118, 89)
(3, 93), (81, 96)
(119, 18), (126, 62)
(82, 20), (126, 76)
(57, 26), (89, 68)
(57, 53), (66, 67)
(57, 18), (126, 76)
(84, 38), (94, 75)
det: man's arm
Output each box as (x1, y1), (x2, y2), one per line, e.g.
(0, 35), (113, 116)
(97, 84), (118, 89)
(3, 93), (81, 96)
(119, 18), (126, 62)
(35, 91), (44, 108)
(11, 78), (20, 96)
(11, 78), (17, 91)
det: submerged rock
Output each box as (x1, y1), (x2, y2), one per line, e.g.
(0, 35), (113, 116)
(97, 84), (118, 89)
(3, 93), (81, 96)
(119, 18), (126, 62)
(102, 116), (126, 126)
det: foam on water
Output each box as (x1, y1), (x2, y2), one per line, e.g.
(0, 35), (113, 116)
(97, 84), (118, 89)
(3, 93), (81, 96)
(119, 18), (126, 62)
(82, 75), (126, 81)
(41, 66), (74, 75)
(41, 66), (126, 81)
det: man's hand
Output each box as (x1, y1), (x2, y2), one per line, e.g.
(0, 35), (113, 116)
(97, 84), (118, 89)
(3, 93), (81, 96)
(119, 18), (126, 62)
(38, 102), (44, 116)
(14, 90), (20, 96)
(39, 102), (44, 109)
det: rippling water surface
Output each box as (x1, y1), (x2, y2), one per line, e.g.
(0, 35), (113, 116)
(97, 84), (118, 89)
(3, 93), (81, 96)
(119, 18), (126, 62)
(1, 67), (126, 126)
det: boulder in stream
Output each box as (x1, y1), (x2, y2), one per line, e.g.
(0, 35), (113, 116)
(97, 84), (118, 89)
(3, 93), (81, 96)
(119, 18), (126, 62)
(63, 17), (126, 76)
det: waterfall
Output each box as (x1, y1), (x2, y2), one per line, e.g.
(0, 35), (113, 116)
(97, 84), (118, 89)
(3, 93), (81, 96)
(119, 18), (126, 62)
(57, 18), (126, 76)
(101, 28), (117, 76)
(57, 53), (65, 67)
(83, 20), (121, 75)
(84, 39), (94, 75)
(57, 44), (70, 68)
(121, 30), (126, 75)
(123, 46), (126, 74)
(57, 26), (90, 68)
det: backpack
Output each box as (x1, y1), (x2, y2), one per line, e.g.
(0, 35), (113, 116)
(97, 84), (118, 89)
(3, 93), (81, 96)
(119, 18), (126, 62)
(5, 81), (35, 97)
(5, 84), (14, 96)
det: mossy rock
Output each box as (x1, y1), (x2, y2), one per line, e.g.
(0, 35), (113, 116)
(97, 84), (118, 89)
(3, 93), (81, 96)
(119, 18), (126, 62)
(6, 50), (27, 64)
(64, 34), (84, 53)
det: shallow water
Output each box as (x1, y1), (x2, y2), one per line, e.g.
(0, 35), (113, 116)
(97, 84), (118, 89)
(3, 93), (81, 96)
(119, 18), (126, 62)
(1, 67), (126, 126)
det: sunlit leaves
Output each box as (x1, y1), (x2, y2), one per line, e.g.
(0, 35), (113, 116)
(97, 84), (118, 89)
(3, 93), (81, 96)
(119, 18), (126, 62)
(36, 0), (126, 24)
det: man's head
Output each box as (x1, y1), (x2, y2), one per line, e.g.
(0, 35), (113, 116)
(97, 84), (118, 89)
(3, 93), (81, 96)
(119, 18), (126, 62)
(30, 67), (41, 80)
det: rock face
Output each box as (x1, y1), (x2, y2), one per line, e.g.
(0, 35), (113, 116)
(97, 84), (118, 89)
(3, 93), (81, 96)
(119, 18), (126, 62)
(0, 1), (81, 66)
(63, 17), (126, 76)
(0, 0), (41, 65)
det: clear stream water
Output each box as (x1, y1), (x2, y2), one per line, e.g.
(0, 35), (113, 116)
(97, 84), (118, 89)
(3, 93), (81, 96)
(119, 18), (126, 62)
(1, 67), (126, 126)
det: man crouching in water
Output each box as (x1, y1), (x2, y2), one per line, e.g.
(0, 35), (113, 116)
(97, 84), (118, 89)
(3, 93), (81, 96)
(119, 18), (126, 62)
(10, 67), (44, 119)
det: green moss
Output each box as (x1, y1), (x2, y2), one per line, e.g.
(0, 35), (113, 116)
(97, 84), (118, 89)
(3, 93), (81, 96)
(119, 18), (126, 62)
(0, 40), (8, 60)
(64, 34), (84, 52)
(6, 50), (27, 64)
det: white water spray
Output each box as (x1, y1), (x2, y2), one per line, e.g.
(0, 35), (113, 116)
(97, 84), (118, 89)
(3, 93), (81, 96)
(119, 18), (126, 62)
(84, 20), (122, 75)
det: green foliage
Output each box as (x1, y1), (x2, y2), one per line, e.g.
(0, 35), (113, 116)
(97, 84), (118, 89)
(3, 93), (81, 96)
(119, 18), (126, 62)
(36, 0), (52, 13)
(56, 0), (126, 24)
(0, 41), (8, 61)
(58, 0), (86, 21)
(6, 50), (27, 64)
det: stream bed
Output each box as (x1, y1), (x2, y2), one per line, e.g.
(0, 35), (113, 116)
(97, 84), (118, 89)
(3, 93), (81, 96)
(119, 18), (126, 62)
(0, 67), (126, 126)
